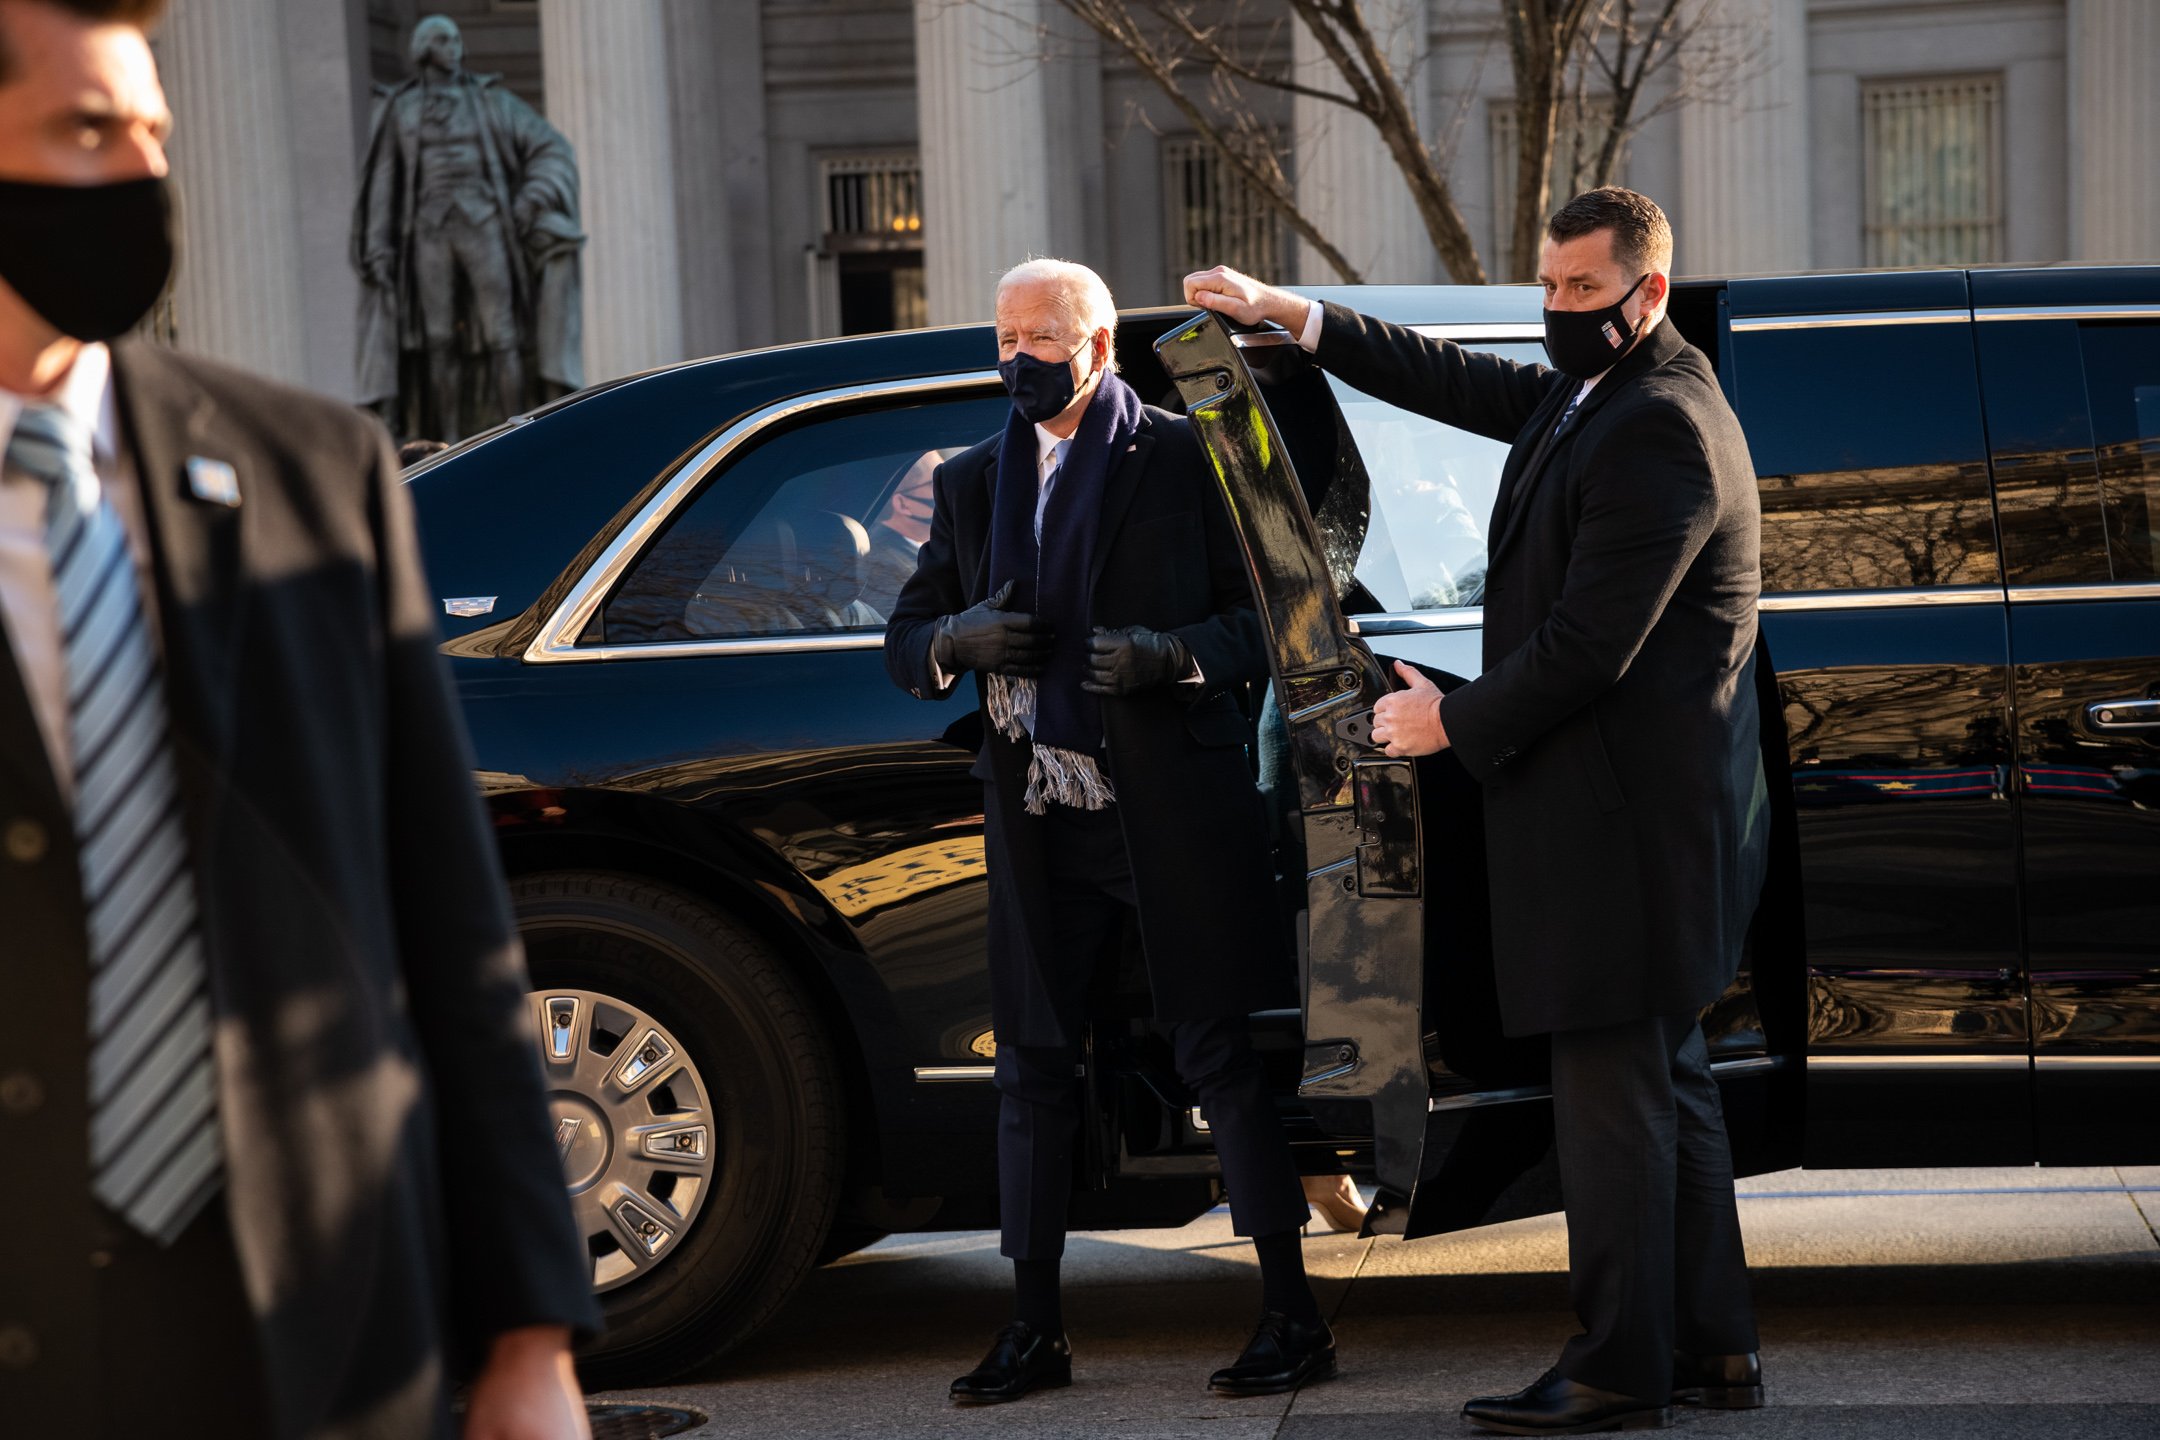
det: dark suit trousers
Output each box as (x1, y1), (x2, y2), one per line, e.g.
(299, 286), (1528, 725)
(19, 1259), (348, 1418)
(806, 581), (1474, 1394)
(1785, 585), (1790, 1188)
(1549, 1011), (1758, 1399)
(995, 803), (1308, 1260)
(95, 1195), (273, 1439)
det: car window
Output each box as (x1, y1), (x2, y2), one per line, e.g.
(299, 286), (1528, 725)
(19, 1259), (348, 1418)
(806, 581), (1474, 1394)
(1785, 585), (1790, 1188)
(2078, 323), (2160, 582)
(1326, 340), (1546, 611)
(1729, 321), (2000, 593)
(603, 394), (1009, 644)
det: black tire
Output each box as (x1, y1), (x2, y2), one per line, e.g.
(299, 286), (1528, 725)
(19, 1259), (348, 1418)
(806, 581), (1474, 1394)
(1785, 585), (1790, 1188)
(510, 871), (842, 1387)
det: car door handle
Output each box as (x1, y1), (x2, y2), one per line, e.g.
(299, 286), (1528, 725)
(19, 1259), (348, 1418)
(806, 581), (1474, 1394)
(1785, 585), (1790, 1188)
(2087, 698), (2160, 730)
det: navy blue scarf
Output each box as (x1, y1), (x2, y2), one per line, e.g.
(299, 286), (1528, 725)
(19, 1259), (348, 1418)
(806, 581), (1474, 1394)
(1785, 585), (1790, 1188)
(983, 371), (1144, 813)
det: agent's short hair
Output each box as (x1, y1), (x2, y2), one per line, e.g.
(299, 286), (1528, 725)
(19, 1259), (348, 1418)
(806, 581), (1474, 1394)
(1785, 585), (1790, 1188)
(995, 258), (1119, 374)
(0, 0), (169, 84)
(1547, 186), (1675, 279)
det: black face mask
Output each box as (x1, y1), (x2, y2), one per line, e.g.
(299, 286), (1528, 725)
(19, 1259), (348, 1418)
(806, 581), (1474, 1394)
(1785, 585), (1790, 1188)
(998, 341), (1092, 426)
(0, 175), (176, 341)
(1542, 272), (1650, 379)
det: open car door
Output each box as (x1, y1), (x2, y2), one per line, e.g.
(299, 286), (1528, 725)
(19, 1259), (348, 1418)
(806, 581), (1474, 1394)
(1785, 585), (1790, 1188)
(1154, 314), (1436, 1228)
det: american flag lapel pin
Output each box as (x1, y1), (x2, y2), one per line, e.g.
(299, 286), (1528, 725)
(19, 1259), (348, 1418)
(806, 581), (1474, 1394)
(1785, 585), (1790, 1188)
(185, 456), (241, 507)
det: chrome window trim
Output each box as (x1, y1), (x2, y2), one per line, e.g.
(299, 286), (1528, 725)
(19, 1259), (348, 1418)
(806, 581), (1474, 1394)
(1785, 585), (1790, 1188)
(912, 1065), (996, 1083)
(1350, 608), (1486, 636)
(1759, 585), (2004, 612)
(1975, 303), (2160, 323)
(523, 371), (1003, 665)
(1408, 323), (1549, 343)
(1728, 308), (1970, 333)
(2033, 1055), (2160, 1070)
(2007, 582), (2160, 604)
(1807, 1054), (2029, 1071)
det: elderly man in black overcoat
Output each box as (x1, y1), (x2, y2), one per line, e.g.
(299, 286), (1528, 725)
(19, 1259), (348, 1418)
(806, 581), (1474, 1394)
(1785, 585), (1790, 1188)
(1188, 187), (1771, 1434)
(886, 258), (1335, 1405)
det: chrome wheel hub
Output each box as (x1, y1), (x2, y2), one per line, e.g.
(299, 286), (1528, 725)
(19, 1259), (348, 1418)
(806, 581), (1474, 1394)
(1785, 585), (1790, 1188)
(528, 989), (716, 1292)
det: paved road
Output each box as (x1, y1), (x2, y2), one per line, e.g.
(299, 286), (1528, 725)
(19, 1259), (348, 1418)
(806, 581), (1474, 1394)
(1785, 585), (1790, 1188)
(594, 1166), (2160, 1438)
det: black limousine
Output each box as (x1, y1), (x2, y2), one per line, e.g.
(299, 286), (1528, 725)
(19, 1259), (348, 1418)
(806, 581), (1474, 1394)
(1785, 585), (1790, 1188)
(406, 267), (2160, 1385)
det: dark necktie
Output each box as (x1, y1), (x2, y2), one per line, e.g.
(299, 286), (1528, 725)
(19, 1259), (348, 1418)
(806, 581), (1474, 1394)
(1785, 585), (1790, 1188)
(6, 403), (221, 1245)
(1554, 389), (1584, 434)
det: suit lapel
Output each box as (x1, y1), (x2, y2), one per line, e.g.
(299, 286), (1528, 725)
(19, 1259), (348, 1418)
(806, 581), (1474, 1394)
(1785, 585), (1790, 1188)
(1484, 381), (1577, 561)
(108, 343), (248, 827)
(1086, 426), (1155, 598)
(1485, 323), (1689, 566)
(0, 617), (64, 817)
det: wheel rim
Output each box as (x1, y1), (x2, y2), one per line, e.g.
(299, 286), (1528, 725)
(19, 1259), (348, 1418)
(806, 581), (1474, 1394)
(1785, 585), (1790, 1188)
(527, 988), (717, 1293)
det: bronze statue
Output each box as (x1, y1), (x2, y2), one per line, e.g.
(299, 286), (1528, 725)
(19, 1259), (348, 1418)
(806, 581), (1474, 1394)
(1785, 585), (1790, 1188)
(352, 15), (584, 441)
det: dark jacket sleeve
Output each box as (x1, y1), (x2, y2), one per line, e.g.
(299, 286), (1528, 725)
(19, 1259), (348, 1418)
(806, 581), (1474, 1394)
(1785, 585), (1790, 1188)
(1441, 400), (1722, 772)
(1314, 300), (1556, 443)
(883, 453), (968, 701)
(369, 420), (602, 1351)
(1167, 423), (1269, 696)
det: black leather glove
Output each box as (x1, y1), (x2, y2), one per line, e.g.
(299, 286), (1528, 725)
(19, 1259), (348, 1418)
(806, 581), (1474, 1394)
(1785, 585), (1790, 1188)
(933, 580), (1054, 677)
(1081, 625), (1192, 696)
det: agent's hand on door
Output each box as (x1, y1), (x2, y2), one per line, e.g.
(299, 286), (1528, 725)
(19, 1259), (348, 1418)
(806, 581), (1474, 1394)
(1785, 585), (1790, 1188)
(1371, 660), (1450, 757)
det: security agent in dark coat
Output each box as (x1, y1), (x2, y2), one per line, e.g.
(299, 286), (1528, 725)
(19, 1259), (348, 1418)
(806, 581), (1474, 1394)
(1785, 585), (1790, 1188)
(0, 6), (598, 1436)
(1187, 187), (1769, 1434)
(884, 260), (1333, 1405)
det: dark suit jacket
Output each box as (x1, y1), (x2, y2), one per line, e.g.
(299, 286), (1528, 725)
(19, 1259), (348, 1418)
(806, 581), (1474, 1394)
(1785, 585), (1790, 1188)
(883, 403), (1288, 1046)
(1314, 304), (1769, 1037)
(0, 342), (598, 1439)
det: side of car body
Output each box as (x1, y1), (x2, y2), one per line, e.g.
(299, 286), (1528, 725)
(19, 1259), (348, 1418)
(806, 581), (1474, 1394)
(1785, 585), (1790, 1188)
(407, 267), (2160, 1382)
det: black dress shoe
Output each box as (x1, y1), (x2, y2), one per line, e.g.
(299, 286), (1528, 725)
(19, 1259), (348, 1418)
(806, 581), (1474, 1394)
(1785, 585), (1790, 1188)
(1463, 1369), (1673, 1435)
(1207, 1311), (1338, 1396)
(949, 1322), (1072, 1404)
(1671, 1350), (1764, 1409)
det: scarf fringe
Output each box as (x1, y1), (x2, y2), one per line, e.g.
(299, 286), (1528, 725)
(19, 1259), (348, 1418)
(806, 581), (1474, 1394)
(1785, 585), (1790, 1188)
(985, 672), (1033, 741)
(1023, 743), (1116, 816)
(986, 674), (1116, 814)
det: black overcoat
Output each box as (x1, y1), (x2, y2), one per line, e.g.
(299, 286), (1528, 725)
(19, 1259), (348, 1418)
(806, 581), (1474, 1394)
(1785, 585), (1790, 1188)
(884, 402), (1288, 1047)
(1313, 304), (1769, 1037)
(0, 342), (599, 1439)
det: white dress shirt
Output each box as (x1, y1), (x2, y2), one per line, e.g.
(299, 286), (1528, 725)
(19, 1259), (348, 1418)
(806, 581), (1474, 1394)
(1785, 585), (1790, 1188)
(0, 343), (156, 798)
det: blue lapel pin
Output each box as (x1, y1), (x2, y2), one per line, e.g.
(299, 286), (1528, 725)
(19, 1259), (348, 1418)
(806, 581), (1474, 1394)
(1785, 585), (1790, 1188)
(185, 456), (241, 507)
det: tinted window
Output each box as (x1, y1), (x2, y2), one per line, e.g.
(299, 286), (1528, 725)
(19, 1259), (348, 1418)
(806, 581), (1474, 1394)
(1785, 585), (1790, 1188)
(1730, 322), (1999, 593)
(1328, 340), (1546, 610)
(605, 395), (1009, 643)
(2079, 323), (2160, 581)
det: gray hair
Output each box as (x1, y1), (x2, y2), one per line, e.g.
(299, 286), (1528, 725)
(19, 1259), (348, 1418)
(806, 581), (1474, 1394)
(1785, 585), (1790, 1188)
(995, 258), (1118, 373)
(409, 14), (461, 67)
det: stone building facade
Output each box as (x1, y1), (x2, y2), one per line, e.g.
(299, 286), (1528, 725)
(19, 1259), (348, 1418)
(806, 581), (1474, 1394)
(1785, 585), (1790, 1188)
(153, 0), (2158, 401)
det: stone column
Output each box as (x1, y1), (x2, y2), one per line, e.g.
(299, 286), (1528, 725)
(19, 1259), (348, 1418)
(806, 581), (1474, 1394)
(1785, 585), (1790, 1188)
(155, 0), (309, 381)
(915, 0), (1056, 324)
(1675, 0), (1811, 275)
(1292, 0), (1434, 286)
(540, 0), (684, 382)
(2067, 0), (2160, 262)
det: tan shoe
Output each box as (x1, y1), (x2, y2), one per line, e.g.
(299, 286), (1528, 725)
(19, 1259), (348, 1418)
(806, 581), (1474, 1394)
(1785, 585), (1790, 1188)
(1301, 1174), (1368, 1234)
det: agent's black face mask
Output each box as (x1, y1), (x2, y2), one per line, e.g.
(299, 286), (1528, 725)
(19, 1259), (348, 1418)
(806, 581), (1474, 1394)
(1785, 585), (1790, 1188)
(998, 338), (1095, 426)
(0, 175), (176, 342)
(1542, 271), (1650, 380)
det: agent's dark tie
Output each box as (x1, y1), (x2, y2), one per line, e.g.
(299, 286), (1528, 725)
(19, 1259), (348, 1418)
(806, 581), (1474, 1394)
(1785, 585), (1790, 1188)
(1554, 389), (1584, 434)
(7, 403), (221, 1244)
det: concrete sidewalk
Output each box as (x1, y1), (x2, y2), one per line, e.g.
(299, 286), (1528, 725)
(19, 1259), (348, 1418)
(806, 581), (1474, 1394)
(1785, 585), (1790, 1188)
(596, 1167), (2160, 1438)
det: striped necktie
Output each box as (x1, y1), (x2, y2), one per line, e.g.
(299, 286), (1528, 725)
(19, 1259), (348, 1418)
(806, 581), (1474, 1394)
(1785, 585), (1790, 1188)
(6, 403), (222, 1245)
(1554, 390), (1584, 434)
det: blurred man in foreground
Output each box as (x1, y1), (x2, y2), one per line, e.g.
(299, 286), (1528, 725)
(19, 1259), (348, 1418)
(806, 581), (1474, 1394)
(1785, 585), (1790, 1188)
(0, 2), (599, 1435)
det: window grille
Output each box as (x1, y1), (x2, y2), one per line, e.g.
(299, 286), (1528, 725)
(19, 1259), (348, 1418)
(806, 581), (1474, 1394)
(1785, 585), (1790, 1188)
(1489, 100), (1620, 280)
(1862, 74), (2003, 267)
(821, 154), (923, 244)
(1161, 137), (1283, 293)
